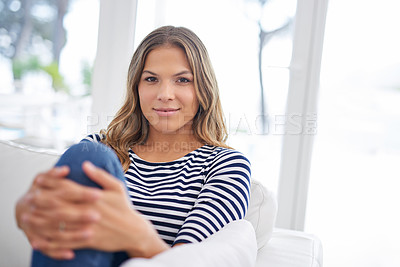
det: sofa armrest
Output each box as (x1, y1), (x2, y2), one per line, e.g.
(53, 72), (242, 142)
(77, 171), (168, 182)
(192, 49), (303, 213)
(256, 228), (323, 267)
(0, 141), (60, 266)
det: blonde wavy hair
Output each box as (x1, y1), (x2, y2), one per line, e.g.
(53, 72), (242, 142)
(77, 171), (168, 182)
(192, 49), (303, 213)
(101, 26), (229, 171)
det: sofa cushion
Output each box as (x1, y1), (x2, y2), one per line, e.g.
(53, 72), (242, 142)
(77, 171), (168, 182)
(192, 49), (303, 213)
(245, 179), (277, 249)
(256, 228), (323, 267)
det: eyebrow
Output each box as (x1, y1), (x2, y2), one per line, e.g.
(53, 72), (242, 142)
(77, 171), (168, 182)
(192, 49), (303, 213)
(142, 70), (193, 76)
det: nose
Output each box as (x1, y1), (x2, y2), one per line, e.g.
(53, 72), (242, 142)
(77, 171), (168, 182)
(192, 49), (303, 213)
(157, 81), (175, 102)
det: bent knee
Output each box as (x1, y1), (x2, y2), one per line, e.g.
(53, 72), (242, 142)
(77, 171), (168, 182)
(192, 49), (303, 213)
(55, 141), (124, 186)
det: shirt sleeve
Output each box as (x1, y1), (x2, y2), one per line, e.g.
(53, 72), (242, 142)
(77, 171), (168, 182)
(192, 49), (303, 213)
(173, 149), (251, 245)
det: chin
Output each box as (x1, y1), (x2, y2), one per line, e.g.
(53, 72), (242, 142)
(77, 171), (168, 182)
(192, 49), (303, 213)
(152, 124), (179, 134)
(152, 123), (193, 135)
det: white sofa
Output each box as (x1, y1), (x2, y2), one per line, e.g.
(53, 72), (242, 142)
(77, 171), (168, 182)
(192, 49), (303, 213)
(0, 140), (323, 267)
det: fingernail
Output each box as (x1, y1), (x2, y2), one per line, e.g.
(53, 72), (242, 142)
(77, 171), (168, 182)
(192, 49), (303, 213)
(90, 189), (101, 199)
(89, 211), (100, 221)
(25, 193), (33, 202)
(32, 241), (40, 249)
(36, 176), (43, 184)
(55, 166), (67, 174)
(22, 213), (29, 223)
(64, 251), (75, 259)
(82, 230), (92, 238)
(84, 161), (95, 170)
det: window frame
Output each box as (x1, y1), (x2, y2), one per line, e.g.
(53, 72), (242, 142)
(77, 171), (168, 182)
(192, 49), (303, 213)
(276, 0), (329, 230)
(90, 0), (138, 133)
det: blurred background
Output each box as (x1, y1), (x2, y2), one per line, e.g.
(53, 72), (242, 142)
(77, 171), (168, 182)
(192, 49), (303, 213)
(0, 0), (98, 150)
(0, 0), (399, 266)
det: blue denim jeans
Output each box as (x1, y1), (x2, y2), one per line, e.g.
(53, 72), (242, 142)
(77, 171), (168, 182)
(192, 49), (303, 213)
(31, 141), (129, 267)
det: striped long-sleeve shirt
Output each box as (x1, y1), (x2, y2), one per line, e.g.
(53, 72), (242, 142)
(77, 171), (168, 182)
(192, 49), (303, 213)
(84, 134), (251, 246)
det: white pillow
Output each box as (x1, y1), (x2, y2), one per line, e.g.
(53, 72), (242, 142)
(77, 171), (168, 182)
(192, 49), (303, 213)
(121, 219), (257, 267)
(245, 179), (277, 249)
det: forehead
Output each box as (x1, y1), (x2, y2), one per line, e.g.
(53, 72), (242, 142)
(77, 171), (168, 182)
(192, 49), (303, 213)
(144, 45), (191, 71)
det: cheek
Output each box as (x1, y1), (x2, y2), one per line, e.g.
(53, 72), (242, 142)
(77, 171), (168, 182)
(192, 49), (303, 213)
(192, 97), (199, 112)
(185, 89), (199, 112)
(138, 87), (152, 108)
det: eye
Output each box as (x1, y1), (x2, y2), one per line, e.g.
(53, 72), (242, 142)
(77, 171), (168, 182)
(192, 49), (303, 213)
(144, 77), (157, 82)
(177, 77), (191, 83)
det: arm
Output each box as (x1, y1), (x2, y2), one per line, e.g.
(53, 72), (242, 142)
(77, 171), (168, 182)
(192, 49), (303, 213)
(173, 150), (251, 245)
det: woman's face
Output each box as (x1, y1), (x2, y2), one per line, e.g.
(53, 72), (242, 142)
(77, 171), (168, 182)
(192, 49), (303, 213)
(138, 45), (199, 135)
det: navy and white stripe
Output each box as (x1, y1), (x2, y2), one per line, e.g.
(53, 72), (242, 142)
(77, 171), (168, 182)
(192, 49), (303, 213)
(83, 134), (251, 246)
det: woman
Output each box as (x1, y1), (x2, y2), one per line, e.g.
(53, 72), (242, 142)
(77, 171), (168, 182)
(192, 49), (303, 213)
(15, 26), (251, 266)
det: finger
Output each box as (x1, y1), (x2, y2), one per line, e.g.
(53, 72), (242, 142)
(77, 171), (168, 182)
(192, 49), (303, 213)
(34, 166), (70, 186)
(48, 206), (101, 225)
(28, 233), (74, 259)
(35, 177), (101, 203)
(24, 224), (93, 251)
(82, 161), (125, 192)
(47, 166), (70, 177)
(34, 248), (75, 260)
(26, 188), (56, 210)
(58, 180), (102, 203)
(48, 227), (93, 244)
(25, 203), (101, 229)
(35, 171), (68, 189)
(22, 210), (63, 237)
(22, 213), (58, 242)
(33, 228), (92, 251)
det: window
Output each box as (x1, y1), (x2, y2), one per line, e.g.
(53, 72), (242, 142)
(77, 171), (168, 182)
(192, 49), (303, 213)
(0, 0), (99, 151)
(305, 0), (400, 266)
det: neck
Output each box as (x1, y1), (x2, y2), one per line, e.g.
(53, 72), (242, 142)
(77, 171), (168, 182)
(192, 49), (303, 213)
(132, 129), (204, 163)
(145, 130), (203, 152)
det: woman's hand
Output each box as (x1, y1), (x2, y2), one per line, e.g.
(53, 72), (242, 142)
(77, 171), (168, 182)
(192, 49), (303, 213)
(81, 162), (169, 258)
(22, 162), (169, 259)
(15, 166), (102, 259)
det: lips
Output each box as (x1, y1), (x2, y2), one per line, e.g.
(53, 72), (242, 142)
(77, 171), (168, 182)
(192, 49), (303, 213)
(153, 108), (180, 117)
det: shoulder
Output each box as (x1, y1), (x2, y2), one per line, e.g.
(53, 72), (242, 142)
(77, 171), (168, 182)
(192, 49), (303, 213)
(80, 133), (106, 143)
(204, 145), (251, 178)
(207, 145), (250, 167)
